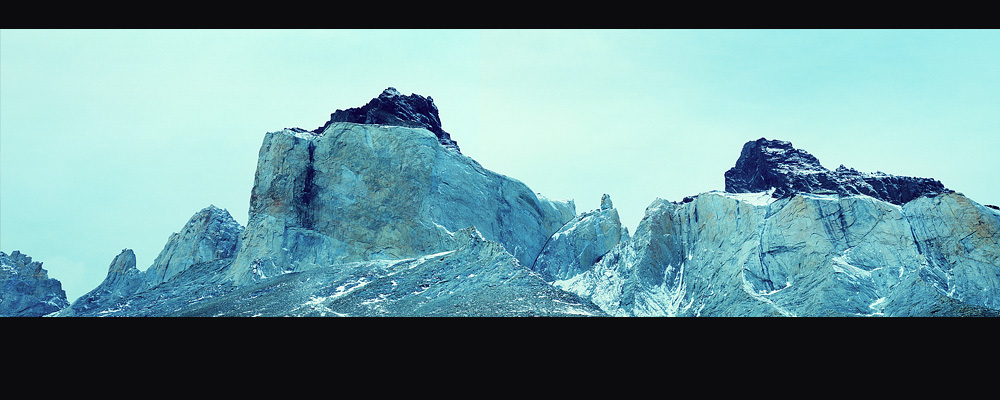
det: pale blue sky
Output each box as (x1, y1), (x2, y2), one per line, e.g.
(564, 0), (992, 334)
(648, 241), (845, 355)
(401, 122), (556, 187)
(2, 29), (998, 302)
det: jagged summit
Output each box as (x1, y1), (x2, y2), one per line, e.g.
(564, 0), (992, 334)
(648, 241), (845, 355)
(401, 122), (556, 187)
(724, 137), (950, 205)
(312, 87), (461, 152)
(0, 250), (70, 317)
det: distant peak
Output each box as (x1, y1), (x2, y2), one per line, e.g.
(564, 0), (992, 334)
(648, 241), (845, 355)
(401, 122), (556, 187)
(724, 138), (950, 205)
(312, 87), (460, 153)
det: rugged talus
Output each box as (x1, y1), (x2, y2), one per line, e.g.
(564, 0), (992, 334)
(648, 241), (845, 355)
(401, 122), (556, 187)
(0, 251), (69, 317)
(166, 226), (604, 317)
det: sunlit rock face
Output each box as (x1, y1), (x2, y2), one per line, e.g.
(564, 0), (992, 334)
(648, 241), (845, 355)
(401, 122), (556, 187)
(0, 251), (69, 317)
(725, 138), (950, 205)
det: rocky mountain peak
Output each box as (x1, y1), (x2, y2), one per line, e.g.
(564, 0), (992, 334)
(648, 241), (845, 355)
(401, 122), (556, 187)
(313, 87), (461, 152)
(0, 250), (70, 316)
(724, 137), (950, 205)
(147, 205), (244, 285)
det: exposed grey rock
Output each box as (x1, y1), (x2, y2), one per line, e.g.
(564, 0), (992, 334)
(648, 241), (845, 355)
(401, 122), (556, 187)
(41, 87), (998, 318)
(557, 190), (1000, 317)
(532, 195), (624, 282)
(168, 227), (605, 317)
(58, 206), (244, 317)
(725, 138), (950, 205)
(145, 205), (243, 287)
(225, 122), (574, 285)
(60, 249), (144, 316)
(600, 193), (613, 210)
(901, 193), (1000, 312)
(0, 250), (69, 317)
(63, 226), (603, 317)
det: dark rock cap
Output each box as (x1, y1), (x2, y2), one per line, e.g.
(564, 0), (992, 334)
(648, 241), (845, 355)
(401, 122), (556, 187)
(724, 138), (950, 205)
(313, 87), (461, 152)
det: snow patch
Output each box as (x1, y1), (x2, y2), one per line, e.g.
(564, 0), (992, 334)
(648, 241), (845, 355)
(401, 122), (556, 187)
(408, 250), (456, 269)
(714, 188), (778, 206)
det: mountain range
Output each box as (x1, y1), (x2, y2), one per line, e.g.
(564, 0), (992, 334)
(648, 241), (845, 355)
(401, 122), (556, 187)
(4, 88), (998, 317)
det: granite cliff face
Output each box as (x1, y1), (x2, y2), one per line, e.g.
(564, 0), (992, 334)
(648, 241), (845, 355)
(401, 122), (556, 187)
(557, 139), (999, 317)
(51, 88), (597, 317)
(226, 114), (574, 286)
(532, 194), (626, 282)
(12, 89), (995, 317)
(0, 251), (69, 317)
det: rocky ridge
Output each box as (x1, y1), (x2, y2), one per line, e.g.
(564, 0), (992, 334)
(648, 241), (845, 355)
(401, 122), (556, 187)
(725, 138), (950, 205)
(556, 189), (1000, 317)
(532, 193), (626, 282)
(55, 205), (245, 316)
(49, 88), (597, 317)
(6, 89), (996, 317)
(0, 251), (70, 317)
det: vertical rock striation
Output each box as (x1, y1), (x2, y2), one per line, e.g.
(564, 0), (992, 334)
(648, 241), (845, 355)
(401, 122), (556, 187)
(557, 139), (1000, 317)
(226, 90), (574, 285)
